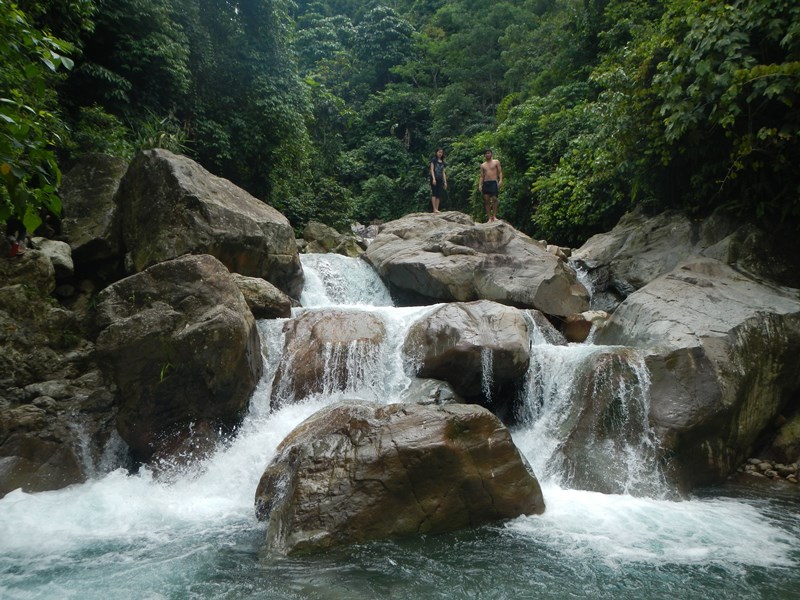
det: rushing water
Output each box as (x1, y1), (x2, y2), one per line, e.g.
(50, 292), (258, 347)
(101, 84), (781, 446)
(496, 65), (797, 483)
(1, 255), (798, 599)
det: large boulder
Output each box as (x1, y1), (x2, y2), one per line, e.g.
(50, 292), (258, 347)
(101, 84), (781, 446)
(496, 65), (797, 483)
(573, 209), (800, 311)
(403, 301), (530, 407)
(271, 310), (387, 408)
(116, 149), (303, 298)
(366, 212), (588, 317)
(95, 254), (262, 464)
(59, 153), (129, 268)
(595, 258), (800, 490)
(255, 401), (545, 555)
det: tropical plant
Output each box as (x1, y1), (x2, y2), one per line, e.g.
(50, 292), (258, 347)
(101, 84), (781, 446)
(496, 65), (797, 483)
(0, 0), (75, 232)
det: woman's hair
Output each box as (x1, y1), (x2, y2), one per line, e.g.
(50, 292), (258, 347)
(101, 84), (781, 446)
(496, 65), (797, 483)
(433, 147), (445, 161)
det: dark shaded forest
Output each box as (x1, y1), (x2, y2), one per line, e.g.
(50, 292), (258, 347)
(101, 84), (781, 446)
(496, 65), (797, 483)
(2, 0), (799, 245)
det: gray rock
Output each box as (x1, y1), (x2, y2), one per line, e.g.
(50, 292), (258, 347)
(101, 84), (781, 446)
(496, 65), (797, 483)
(95, 254), (262, 464)
(255, 401), (544, 555)
(366, 212), (588, 317)
(0, 249), (55, 295)
(0, 276), (119, 497)
(596, 258), (800, 490)
(231, 273), (293, 319)
(403, 300), (530, 401)
(399, 378), (463, 405)
(573, 209), (800, 310)
(32, 237), (74, 281)
(117, 149), (303, 298)
(303, 221), (363, 257)
(60, 153), (128, 265)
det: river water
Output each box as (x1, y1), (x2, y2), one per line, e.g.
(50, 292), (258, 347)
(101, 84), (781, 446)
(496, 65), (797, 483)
(1, 253), (798, 599)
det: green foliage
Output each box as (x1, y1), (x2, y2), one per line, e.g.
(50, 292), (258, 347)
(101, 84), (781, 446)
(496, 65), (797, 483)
(0, 0), (75, 232)
(17, 0), (97, 43)
(273, 175), (354, 233)
(67, 105), (133, 158)
(649, 0), (800, 222)
(8, 0), (800, 247)
(130, 110), (187, 155)
(68, 0), (191, 114)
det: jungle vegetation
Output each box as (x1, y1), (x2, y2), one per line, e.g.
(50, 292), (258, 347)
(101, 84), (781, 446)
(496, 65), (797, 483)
(2, 0), (798, 245)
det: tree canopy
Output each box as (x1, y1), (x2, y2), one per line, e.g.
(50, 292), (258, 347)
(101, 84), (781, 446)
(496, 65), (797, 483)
(2, 0), (798, 244)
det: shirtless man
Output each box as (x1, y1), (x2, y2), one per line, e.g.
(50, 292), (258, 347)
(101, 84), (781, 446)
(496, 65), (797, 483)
(478, 148), (503, 223)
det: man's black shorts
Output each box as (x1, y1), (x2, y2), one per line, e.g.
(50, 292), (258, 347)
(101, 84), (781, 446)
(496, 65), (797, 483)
(482, 180), (499, 197)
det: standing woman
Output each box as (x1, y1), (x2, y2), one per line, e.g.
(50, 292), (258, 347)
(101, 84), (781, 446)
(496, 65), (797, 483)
(429, 147), (447, 213)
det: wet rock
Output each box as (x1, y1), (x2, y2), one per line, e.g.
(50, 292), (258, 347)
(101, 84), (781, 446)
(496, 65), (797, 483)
(271, 310), (386, 408)
(95, 254), (262, 464)
(403, 300), (530, 402)
(597, 258), (800, 490)
(255, 401), (545, 555)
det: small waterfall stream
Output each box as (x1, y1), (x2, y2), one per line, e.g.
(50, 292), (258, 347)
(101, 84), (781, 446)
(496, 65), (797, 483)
(0, 254), (798, 600)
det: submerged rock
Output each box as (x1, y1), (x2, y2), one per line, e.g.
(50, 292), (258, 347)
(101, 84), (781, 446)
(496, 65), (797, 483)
(254, 401), (544, 555)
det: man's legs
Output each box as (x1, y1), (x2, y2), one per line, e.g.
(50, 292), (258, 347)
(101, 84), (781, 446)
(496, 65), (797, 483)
(484, 194), (498, 222)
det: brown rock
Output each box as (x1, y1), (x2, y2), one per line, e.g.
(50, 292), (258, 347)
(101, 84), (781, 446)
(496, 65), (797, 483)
(271, 310), (386, 408)
(95, 254), (262, 463)
(255, 401), (545, 555)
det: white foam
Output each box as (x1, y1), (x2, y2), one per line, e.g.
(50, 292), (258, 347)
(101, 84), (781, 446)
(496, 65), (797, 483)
(300, 253), (393, 308)
(507, 484), (796, 568)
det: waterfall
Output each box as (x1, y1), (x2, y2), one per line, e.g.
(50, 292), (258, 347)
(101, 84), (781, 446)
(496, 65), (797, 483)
(514, 312), (667, 497)
(271, 255), (434, 407)
(480, 346), (494, 400)
(1, 253), (797, 599)
(300, 253), (394, 308)
(296, 255), (664, 496)
(569, 258), (594, 303)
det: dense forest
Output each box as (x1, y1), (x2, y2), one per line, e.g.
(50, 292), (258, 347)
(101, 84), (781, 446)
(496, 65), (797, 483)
(2, 0), (798, 246)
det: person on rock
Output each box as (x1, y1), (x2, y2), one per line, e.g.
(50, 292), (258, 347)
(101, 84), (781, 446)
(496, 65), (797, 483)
(429, 147), (447, 213)
(478, 148), (503, 223)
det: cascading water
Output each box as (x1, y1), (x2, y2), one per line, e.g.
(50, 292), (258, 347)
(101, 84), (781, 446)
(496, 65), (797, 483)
(514, 312), (666, 497)
(1, 254), (798, 600)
